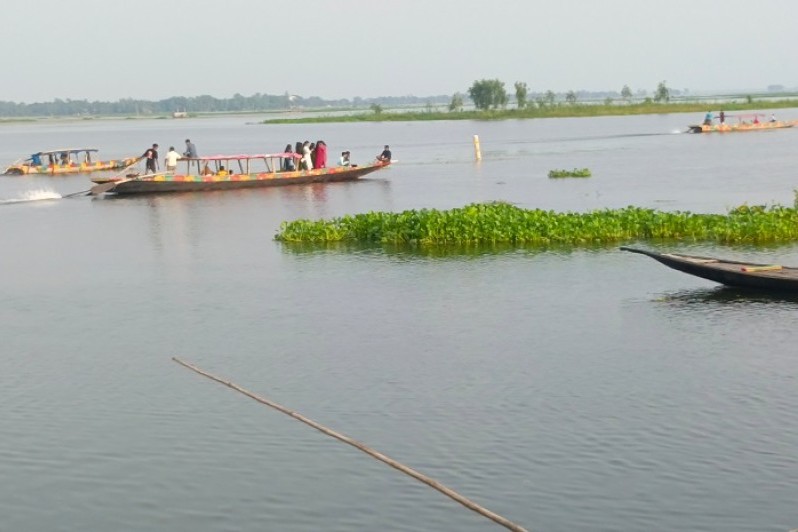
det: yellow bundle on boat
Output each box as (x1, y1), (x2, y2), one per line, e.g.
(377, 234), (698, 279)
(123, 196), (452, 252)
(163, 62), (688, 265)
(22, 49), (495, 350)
(741, 265), (782, 272)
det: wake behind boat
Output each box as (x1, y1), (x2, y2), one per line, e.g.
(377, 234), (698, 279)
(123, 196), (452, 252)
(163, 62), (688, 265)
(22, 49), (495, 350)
(90, 153), (391, 195)
(4, 148), (139, 175)
(621, 247), (798, 292)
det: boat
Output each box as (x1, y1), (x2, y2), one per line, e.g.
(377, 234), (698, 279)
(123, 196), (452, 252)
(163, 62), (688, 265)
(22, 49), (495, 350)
(621, 247), (798, 292)
(687, 113), (798, 133)
(3, 148), (139, 175)
(89, 153), (391, 195)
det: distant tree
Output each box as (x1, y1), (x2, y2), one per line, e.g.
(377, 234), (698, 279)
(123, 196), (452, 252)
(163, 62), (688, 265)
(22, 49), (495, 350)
(620, 85), (633, 103)
(654, 80), (671, 103)
(565, 91), (578, 105)
(514, 81), (529, 109)
(449, 93), (464, 112)
(746, 95), (753, 104)
(468, 79), (508, 110)
(544, 90), (557, 106)
(604, 97), (614, 106)
(370, 103), (383, 115)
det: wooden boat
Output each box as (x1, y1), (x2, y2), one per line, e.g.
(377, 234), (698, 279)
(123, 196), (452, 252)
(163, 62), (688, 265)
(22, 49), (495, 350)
(4, 148), (139, 175)
(89, 153), (390, 195)
(687, 115), (798, 134)
(621, 247), (798, 292)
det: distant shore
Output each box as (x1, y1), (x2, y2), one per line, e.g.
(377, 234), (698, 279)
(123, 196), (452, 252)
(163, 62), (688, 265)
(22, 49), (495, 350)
(262, 99), (798, 124)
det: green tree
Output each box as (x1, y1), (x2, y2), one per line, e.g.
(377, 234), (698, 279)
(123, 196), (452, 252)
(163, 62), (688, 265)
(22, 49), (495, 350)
(448, 93), (464, 112)
(565, 91), (578, 105)
(620, 85), (633, 103)
(544, 90), (557, 106)
(468, 79), (508, 110)
(514, 81), (529, 109)
(370, 103), (383, 115)
(654, 80), (671, 103)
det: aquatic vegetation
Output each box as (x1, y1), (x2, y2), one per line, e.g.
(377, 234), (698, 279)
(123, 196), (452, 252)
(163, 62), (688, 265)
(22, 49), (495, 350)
(548, 168), (591, 178)
(275, 202), (798, 246)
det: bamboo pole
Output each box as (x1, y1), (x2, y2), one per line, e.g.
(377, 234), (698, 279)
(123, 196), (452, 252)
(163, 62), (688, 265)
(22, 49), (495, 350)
(473, 135), (482, 161)
(172, 357), (529, 532)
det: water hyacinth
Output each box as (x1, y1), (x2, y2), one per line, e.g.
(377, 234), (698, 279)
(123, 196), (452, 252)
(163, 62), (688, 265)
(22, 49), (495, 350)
(275, 202), (798, 246)
(548, 168), (592, 178)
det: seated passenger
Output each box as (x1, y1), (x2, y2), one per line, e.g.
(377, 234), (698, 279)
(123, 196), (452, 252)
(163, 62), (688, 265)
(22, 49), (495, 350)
(217, 165), (228, 176)
(30, 153), (42, 166)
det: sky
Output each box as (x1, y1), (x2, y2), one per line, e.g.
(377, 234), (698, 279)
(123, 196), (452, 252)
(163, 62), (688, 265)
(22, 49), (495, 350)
(3, 0), (797, 103)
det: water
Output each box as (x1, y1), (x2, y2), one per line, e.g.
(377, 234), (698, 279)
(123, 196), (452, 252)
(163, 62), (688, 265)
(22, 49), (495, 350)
(1, 113), (798, 532)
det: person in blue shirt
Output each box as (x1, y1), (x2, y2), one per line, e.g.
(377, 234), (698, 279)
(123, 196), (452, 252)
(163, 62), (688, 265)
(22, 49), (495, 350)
(30, 153), (43, 166)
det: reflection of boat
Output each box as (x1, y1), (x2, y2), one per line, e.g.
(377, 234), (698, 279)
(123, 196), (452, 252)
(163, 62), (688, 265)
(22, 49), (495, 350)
(4, 148), (139, 175)
(621, 247), (798, 292)
(90, 153), (391, 195)
(687, 114), (797, 133)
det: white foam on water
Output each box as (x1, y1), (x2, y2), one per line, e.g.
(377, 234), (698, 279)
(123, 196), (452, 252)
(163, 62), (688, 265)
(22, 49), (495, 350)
(0, 188), (63, 204)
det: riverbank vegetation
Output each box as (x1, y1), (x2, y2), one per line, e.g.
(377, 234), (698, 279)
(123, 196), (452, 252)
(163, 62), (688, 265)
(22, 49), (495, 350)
(548, 168), (592, 178)
(275, 201), (798, 246)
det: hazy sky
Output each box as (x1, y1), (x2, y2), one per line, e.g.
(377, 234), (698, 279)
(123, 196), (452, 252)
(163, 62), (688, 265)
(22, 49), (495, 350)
(4, 0), (796, 103)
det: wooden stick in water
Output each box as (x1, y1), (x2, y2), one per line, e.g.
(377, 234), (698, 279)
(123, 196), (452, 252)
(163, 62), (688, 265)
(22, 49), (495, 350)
(171, 357), (529, 532)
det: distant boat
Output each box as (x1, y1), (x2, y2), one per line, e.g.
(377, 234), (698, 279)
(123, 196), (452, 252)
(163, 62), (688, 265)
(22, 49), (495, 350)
(3, 148), (139, 175)
(687, 114), (797, 133)
(172, 111), (188, 118)
(90, 153), (391, 195)
(621, 247), (798, 292)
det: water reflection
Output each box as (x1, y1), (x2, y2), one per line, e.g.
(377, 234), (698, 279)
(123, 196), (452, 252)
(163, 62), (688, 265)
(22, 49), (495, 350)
(657, 286), (798, 308)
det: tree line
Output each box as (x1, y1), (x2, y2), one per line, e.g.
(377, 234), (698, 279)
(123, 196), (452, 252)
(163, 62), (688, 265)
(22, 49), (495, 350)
(460, 80), (674, 111)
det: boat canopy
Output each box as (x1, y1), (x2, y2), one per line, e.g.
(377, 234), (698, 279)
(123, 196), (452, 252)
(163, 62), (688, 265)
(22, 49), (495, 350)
(34, 148), (99, 155)
(182, 152), (301, 161)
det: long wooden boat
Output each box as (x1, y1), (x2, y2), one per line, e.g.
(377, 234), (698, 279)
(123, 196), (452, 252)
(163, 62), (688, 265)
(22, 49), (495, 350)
(89, 153), (390, 195)
(4, 148), (139, 175)
(621, 247), (798, 292)
(687, 119), (797, 134)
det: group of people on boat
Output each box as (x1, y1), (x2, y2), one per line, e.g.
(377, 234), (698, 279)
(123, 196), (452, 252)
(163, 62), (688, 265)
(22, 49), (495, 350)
(702, 110), (777, 126)
(280, 141), (329, 171)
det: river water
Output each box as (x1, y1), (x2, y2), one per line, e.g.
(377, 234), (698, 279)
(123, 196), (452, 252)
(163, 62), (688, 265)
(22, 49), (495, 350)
(1, 112), (797, 531)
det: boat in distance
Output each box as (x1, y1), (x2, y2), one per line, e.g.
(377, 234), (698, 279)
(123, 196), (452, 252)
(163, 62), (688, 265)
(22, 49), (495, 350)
(90, 153), (390, 195)
(4, 148), (139, 175)
(621, 246), (798, 292)
(687, 115), (798, 134)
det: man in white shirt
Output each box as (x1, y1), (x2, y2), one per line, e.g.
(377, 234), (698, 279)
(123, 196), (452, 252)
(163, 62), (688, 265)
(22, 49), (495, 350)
(164, 146), (182, 172)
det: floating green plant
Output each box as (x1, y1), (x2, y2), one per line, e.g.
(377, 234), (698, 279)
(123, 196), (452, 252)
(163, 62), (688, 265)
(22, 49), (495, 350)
(548, 168), (592, 178)
(275, 202), (798, 246)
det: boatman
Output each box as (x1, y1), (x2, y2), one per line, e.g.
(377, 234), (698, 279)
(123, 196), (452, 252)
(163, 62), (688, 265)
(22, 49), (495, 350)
(142, 143), (159, 174)
(184, 139), (197, 158)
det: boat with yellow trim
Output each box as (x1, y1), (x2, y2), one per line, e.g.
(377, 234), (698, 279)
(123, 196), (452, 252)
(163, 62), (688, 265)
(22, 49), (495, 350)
(89, 152), (390, 195)
(3, 148), (139, 175)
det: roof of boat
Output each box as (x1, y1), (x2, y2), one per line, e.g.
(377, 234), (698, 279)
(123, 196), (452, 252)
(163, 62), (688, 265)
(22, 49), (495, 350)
(183, 153), (301, 161)
(34, 148), (99, 155)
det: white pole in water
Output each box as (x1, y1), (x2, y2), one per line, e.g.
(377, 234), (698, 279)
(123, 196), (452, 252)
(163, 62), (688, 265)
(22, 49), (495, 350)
(473, 135), (482, 161)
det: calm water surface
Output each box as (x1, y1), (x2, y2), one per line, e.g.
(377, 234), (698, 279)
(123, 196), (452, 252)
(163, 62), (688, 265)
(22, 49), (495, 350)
(1, 113), (797, 531)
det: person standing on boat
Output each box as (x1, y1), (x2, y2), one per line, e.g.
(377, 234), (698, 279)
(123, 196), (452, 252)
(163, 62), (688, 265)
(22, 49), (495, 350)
(282, 144), (296, 171)
(314, 140), (327, 169)
(703, 111), (712, 126)
(301, 141), (313, 170)
(719, 110), (725, 124)
(164, 146), (181, 173)
(377, 145), (391, 163)
(142, 143), (159, 173)
(184, 139), (197, 158)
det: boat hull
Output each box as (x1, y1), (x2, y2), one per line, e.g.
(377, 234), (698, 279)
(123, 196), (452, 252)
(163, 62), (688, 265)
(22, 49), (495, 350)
(621, 247), (798, 292)
(91, 162), (389, 194)
(687, 121), (796, 134)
